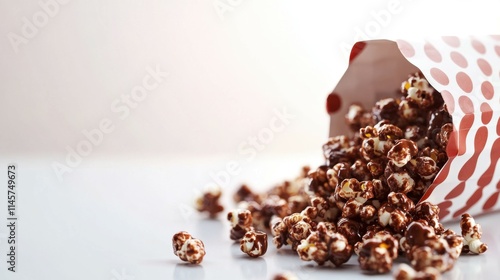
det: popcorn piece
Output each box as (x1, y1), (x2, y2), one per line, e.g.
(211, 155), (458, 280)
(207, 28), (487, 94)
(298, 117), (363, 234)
(338, 178), (374, 200)
(172, 231), (192, 254)
(373, 98), (400, 122)
(400, 220), (436, 256)
(255, 195), (289, 230)
(404, 125), (424, 142)
(297, 222), (353, 266)
(394, 263), (441, 280)
(234, 184), (261, 204)
(399, 99), (421, 122)
(296, 225), (330, 265)
(435, 123), (453, 150)
(172, 231), (206, 264)
(460, 213), (488, 254)
(358, 231), (399, 274)
(308, 165), (336, 197)
(415, 156), (439, 181)
(387, 171), (415, 194)
(350, 160), (372, 181)
(227, 209), (254, 240)
(337, 217), (363, 246)
(378, 193), (413, 233)
(387, 139), (418, 167)
(272, 212), (314, 250)
(427, 107), (452, 139)
(414, 202), (444, 235)
(402, 72), (437, 109)
(195, 185), (224, 217)
(410, 238), (456, 272)
(310, 196), (340, 222)
(345, 103), (365, 131)
(323, 136), (354, 166)
(401, 72), (435, 96)
(328, 233), (354, 266)
(377, 123), (404, 141)
(240, 230), (268, 257)
(440, 229), (464, 260)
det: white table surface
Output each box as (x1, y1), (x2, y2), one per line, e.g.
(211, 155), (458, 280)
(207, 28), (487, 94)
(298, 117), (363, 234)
(0, 155), (498, 280)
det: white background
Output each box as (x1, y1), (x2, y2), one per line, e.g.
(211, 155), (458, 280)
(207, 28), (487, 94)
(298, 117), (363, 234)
(1, 0), (499, 159)
(0, 1), (500, 280)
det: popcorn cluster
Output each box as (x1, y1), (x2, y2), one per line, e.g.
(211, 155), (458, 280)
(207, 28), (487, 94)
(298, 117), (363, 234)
(229, 72), (488, 278)
(172, 231), (206, 264)
(240, 230), (268, 257)
(195, 185), (224, 217)
(173, 72), (489, 278)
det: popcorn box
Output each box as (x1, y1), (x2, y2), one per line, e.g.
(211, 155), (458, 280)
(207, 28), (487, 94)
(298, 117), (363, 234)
(326, 36), (500, 221)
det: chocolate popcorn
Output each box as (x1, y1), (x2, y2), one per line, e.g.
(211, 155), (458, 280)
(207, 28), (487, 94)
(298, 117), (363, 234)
(229, 72), (489, 278)
(336, 217), (363, 246)
(195, 185), (224, 217)
(240, 230), (268, 257)
(410, 237), (456, 272)
(272, 212), (314, 250)
(296, 222), (353, 266)
(414, 202), (444, 235)
(399, 220), (463, 273)
(399, 220), (436, 256)
(172, 231), (206, 264)
(460, 213), (488, 254)
(227, 209), (254, 240)
(387, 139), (418, 167)
(234, 167), (312, 231)
(357, 231), (398, 274)
(378, 192), (414, 233)
(234, 184), (262, 204)
(440, 229), (464, 260)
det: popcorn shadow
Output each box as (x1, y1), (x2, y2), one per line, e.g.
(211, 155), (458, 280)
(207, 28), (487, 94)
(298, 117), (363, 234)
(275, 248), (299, 256)
(194, 218), (225, 242)
(230, 242), (242, 257)
(237, 256), (267, 280)
(300, 263), (358, 271)
(294, 263), (358, 280)
(173, 263), (205, 280)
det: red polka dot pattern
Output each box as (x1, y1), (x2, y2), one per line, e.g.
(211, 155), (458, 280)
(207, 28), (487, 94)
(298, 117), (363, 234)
(481, 81), (494, 99)
(471, 39), (486, 54)
(349, 41), (367, 64)
(456, 72), (473, 93)
(424, 42), (442, 62)
(480, 103), (493, 124)
(477, 58), (492, 76)
(457, 115), (474, 156)
(326, 92), (342, 114)
(458, 95), (474, 113)
(477, 138), (500, 188)
(450, 51), (467, 68)
(430, 68), (449, 85)
(396, 40), (415, 58)
(445, 181), (466, 200)
(497, 117), (500, 136)
(483, 191), (499, 211)
(442, 36), (460, 47)
(440, 90), (455, 114)
(457, 126), (488, 181)
(396, 37), (500, 220)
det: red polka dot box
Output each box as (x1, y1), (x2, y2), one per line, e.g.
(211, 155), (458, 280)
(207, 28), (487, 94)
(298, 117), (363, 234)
(326, 36), (500, 222)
